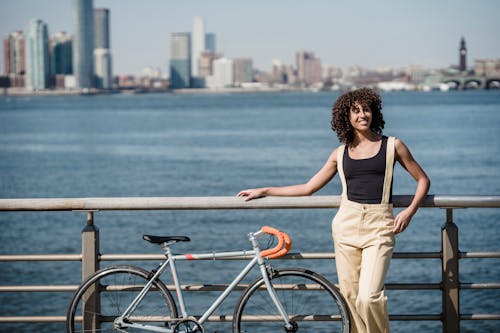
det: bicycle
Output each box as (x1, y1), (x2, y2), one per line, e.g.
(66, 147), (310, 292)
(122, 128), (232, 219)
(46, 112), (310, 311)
(66, 226), (350, 333)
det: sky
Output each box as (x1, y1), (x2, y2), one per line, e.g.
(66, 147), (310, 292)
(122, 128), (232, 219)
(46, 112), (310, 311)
(1, 0), (500, 76)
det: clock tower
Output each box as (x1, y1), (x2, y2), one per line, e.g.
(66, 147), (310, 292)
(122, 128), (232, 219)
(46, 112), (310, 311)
(459, 37), (467, 72)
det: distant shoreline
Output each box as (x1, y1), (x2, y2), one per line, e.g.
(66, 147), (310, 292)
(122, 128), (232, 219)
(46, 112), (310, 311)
(2, 86), (498, 97)
(1, 86), (312, 97)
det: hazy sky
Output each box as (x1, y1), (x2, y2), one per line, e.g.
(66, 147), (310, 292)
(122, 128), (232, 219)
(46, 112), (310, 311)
(1, 0), (499, 76)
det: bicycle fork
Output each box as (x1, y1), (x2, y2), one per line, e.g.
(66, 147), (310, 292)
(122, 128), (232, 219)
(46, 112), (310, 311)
(251, 232), (295, 331)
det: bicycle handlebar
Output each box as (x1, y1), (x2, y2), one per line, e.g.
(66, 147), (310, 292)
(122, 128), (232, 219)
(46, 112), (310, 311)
(259, 226), (292, 259)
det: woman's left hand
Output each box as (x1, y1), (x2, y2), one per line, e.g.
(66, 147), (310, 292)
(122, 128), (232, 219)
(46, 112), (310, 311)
(393, 208), (415, 234)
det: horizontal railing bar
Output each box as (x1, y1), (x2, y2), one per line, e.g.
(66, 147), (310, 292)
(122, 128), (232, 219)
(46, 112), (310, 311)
(0, 251), (443, 262)
(460, 252), (500, 259)
(12, 251), (499, 262)
(0, 316), (66, 323)
(0, 283), (442, 292)
(0, 254), (82, 261)
(0, 285), (78, 292)
(3, 313), (498, 324)
(0, 195), (499, 211)
(460, 314), (500, 320)
(0, 313), (453, 323)
(389, 314), (442, 321)
(460, 283), (500, 289)
(0, 282), (444, 293)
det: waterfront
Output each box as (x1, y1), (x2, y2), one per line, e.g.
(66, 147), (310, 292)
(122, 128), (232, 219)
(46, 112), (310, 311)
(0, 90), (499, 332)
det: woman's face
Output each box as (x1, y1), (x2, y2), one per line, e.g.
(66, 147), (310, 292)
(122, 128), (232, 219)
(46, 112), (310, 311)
(349, 102), (372, 132)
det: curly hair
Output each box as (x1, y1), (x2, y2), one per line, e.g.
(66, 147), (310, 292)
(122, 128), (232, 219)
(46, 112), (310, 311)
(331, 87), (385, 145)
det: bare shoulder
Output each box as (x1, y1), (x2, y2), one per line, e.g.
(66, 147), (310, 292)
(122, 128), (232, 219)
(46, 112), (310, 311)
(329, 146), (342, 163)
(393, 138), (414, 160)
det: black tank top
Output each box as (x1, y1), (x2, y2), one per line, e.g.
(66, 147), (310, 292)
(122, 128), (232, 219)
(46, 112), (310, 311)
(343, 136), (392, 204)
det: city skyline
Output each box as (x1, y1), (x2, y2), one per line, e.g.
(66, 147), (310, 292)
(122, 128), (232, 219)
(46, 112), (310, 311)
(1, 0), (500, 76)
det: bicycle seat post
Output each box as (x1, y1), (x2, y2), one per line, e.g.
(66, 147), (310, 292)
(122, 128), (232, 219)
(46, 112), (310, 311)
(161, 242), (173, 257)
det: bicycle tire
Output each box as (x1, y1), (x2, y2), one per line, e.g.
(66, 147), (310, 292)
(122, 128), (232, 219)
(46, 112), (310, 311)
(233, 268), (350, 333)
(66, 265), (178, 333)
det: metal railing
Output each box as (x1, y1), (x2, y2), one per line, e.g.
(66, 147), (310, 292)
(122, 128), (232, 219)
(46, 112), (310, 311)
(0, 195), (499, 332)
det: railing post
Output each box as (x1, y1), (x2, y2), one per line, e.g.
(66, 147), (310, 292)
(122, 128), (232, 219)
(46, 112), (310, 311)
(441, 208), (460, 333)
(81, 211), (100, 330)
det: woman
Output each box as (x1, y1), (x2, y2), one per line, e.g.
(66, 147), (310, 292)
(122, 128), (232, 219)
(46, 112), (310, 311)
(237, 88), (430, 333)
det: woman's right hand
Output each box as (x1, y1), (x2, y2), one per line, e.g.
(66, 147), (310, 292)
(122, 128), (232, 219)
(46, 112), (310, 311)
(237, 188), (268, 201)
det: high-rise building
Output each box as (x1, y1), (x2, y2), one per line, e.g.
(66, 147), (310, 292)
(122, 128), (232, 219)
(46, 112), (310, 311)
(3, 31), (25, 75)
(3, 31), (25, 87)
(94, 8), (110, 49)
(25, 19), (50, 90)
(72, 0), (94, 89)
(233, 58), (253, 85)
(459, 37), (467, 72)
(296, 50), (322, 86)
(94, 48), (112, 89)
(170, 32), (191, 89)
(211, 57), (233, 88)
(50, 31), (72, 75)
(205, 33), (216, 53)
(93, 7), (112, 90)
(191, 16), (205, 78)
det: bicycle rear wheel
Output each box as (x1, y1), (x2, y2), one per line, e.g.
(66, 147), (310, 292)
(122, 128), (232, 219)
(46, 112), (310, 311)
(66, 265), (178, 333)
(233, 268), (349, 333)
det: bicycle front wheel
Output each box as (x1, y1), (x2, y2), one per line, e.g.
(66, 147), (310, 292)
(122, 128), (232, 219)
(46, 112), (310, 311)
(233, 268), (350, 333)
(66, 265), (178, 333)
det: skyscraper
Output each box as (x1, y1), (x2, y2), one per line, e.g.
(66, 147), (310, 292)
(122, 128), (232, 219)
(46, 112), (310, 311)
(191, 16), (205, 77)
(170, 32), (191, 89)
(93, 8), (112, 89)
(205, 33), (216, 54)
(25, 19), (50, 90)
(296, 50), (322, 87)
(72, 0), (94, 89)
(50, 31), (72, 75)
(3, 31), (25, 75)
(94, 48), (112, 89)
(94, 8), (110, 49)
(459, 37), (467, 72)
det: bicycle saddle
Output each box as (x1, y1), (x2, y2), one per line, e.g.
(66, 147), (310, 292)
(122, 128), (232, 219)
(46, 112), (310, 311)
(143, 235), (191, 244)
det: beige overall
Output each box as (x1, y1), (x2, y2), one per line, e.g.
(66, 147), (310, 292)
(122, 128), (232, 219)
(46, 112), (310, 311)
(332, 137), (396, 333)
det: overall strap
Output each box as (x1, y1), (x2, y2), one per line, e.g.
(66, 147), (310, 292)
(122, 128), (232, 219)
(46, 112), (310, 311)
(336, 144), (348, 199)
(381, 136), (396, 204)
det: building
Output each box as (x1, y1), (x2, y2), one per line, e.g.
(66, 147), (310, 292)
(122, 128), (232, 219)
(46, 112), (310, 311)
(72, 0), (94, 89)
(233, 58), (253, 85)
(191, 16), (205, 78)
(3, 31), (25, 87)
(50, 31), (72, 75)
(205, 33), (216, 53)
(93, 7), (112, 90)
(25, 19), (50, 90)
(94, 8), (110, 49)
(170, 32), (191, 89)
(296, 50), (322, 86)
(3, 31), (25, 75)
(474, 59), (500, 77)
(94, 48), (112, 89)
(198, 51), (220, 77)
(459, 37), (467, 72)
(209, 57), (233, 88)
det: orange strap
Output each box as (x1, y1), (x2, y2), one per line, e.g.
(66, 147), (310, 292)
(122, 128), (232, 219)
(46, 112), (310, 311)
(260, 226), (292, 259)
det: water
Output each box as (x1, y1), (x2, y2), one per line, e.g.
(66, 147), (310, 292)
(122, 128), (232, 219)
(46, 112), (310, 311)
(0, 90), (499, 332)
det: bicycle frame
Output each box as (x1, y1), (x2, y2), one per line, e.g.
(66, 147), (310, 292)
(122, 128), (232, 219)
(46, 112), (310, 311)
(115, 230), (293, 332)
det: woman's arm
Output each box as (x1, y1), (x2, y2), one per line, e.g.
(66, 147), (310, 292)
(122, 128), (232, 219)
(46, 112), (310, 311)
(393, 138), (431, 233)
(237, 148), (339, 201)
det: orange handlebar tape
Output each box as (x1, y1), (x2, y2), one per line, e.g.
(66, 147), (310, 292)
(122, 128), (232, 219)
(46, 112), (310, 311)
(260, 226), (292, 259)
